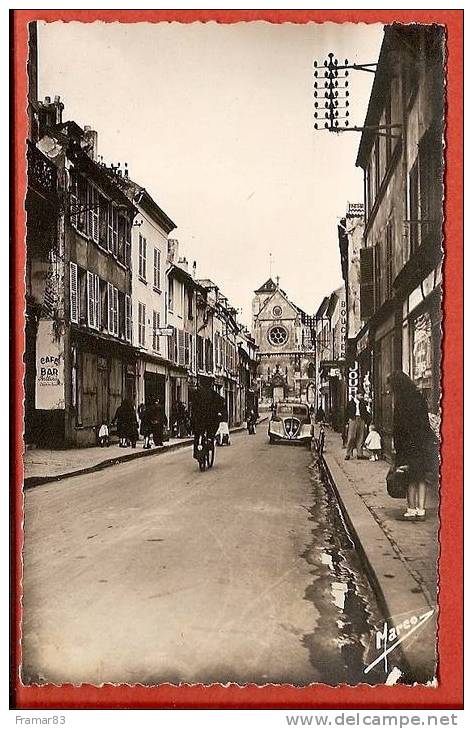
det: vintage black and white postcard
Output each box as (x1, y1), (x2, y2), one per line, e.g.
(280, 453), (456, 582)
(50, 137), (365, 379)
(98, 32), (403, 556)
(11, 8), (463, 710)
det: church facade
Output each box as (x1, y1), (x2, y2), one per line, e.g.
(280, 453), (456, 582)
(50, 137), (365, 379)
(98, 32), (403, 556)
(251, 278), (315, 404)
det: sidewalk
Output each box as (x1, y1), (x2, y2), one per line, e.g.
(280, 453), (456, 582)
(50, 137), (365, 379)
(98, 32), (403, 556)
(23, 419), (267, 488)
(319, 427), (439, 681)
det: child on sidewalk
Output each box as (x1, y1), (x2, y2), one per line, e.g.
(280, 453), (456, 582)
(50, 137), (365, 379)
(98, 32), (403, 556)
(98, 422), (110, 447)
(364, 424), (382, 461)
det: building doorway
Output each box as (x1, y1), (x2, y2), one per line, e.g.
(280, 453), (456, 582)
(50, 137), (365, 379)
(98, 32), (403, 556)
(145, 371), (166, 408)
(97, 364), (109, 425)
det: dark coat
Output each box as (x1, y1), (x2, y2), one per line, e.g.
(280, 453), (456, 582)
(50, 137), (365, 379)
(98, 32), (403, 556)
(114, 402), (138, 440)
(393, 393), (438, 482)
(140, 403), (167, 436)
(190, 389), (226, 433)
(346, 398), (370, 423)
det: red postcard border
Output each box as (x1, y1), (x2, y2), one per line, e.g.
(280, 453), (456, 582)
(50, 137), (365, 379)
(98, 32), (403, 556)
(10, 8), (464, 710)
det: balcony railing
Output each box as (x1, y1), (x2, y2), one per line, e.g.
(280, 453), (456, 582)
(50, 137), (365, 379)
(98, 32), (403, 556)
(27, 141), (57, 199)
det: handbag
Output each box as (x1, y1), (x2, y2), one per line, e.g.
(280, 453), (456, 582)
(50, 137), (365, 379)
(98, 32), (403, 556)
(386, 465), (409, 499)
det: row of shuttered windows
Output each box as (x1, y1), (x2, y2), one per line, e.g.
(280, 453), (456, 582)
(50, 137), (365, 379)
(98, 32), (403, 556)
(214, 332), (237, 374)
(137, 235), (162, 289)
(69, 173), (131, 267)
(361, 125), (443, 321)
(70, 262), (132, 341)
(71, 264), (238, 376)
(137, 304), (164, 354)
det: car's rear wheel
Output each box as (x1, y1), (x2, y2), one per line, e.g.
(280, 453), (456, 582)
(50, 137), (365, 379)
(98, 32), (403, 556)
(269, 435), (275, 444)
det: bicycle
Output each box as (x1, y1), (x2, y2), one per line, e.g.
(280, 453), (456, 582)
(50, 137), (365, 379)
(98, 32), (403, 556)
(195, 430), (216, 471)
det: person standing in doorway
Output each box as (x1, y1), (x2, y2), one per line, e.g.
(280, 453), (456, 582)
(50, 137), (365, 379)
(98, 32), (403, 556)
(345, 392), (370, 460)
(387, 371), (438, 521)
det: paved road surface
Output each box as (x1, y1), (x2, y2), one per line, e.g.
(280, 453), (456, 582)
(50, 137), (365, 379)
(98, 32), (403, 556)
(22, 427), (386, 686)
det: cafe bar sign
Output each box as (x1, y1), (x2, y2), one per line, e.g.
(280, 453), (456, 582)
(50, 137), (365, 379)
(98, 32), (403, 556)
(35, 319), (65, 410)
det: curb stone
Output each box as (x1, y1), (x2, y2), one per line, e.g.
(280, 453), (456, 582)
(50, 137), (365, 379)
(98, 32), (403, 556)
(319, 448), (437, 684)
(23, 418), (268, 489)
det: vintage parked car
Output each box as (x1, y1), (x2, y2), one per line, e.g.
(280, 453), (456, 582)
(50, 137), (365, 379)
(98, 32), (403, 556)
(268, 401), (314, 447)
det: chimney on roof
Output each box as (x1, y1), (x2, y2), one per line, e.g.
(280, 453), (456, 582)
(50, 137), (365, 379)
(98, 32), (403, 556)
(167, 238), (179, 264)
(82, 125), (98, 161)
(37, 94), (64, 138)
(178, 256), (188, 272)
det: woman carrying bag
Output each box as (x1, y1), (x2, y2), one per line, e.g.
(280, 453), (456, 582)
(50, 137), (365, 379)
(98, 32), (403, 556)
(387, 371), (439, 521)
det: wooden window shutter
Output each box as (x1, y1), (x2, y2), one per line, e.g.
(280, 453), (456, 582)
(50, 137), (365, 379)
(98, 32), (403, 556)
(178, 329), (185, 366)
(87, 271), (95, 328)
(154, 248), (159, 288)
(91, 188), (99, 243)
(185, 332), (190, 366)
(87, 183), (93, 238)
(360, 246), (375, 320)
(70, 175), (78, 229)
(107, 203), (114, 252)
(113, 287), (119, 335)
(125, 220), (131, 267)
(94, 275), (100, 330)
(69, 262), (78, 323)
(107, 282), (113, 333)
(111, 207), (118, 256)
(125, 295), (132, 342)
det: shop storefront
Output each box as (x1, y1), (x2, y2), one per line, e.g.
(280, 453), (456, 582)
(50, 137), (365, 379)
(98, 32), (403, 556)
(319, 361), (345, 432)
(69, 329), (137, 447)
(354, 330), (374, 416)
(402, 266), (442, 418)
(373, 315), (396, 453)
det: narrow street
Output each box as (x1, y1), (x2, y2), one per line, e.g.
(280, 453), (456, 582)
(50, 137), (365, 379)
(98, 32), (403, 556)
(22, 427), (392, 687)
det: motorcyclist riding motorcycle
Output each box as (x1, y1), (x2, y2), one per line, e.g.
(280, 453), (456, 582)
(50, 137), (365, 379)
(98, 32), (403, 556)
(190, 383), (226, 460)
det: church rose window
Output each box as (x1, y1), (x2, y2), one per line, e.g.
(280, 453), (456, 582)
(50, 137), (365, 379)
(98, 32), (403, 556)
(268, 325), (288, 346)
(272, 305), (282, 318)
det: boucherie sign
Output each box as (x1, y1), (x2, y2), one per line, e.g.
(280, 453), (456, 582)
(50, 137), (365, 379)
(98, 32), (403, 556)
(35, 320), (65, 410)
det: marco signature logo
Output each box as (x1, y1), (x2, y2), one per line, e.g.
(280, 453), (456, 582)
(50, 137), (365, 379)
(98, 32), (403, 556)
(364, 608), (436, 675)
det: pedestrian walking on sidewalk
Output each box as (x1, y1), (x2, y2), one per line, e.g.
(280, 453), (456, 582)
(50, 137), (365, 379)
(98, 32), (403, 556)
(388, 371), (439, 521)
(142, 398), (167, 449)
(364, 424), (382, 461)
(345, 392), (370, 460)
(114, 400), (139, 448)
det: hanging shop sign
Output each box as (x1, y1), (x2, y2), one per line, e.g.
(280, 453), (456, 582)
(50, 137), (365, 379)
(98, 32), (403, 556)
(35, 319), (65, 410)
(339, 297), (347, 359)
(347, 361), (359, 400)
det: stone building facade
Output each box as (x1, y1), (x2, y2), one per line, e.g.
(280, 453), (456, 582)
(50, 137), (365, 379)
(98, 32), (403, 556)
(355, 24), (444, 453)
(252, 278), (315, 405)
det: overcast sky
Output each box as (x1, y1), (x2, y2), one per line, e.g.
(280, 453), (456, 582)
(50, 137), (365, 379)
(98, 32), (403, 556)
(38, 20), (383, 326)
